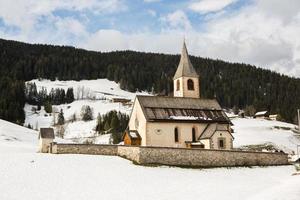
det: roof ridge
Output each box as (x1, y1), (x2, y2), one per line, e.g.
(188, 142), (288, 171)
(136, 95), (217, 101)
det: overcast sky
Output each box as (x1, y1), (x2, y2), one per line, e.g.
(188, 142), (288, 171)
(0, 0), (299, 78)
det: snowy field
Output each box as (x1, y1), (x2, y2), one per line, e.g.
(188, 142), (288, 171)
(233, 118), (300, 154)
(1, 119), (300, 200)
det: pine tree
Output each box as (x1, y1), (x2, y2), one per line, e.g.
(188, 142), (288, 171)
(58, 109), (65, 125)
(66, 88), (74, 103)
(81, 105), (93, 121)
(96, 113), (103, 133)
(104, 121), (110, 131)
(44, 101), (52, 113)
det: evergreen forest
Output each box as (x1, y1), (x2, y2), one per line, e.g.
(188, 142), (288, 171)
(0, 38), (299, 124)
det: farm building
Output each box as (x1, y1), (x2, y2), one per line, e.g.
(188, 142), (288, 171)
(254, 111), (269, 119)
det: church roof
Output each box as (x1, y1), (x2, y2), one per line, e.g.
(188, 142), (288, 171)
(199, 123), (232, 139)
(122, 130), (141, 140)
(173, 41), (198, 80)
(136, 95), (231, 123)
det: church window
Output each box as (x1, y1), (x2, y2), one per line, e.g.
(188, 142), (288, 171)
(187, 79), (194, 90)
(192, 128), (196, 142)
(218, 138), (225, 149)
(176, 80), (180, 91)
(174, 127), (179, 142)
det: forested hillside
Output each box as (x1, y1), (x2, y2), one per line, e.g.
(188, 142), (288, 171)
(0, 38), (299, 124)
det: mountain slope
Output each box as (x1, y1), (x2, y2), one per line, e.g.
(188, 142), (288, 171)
(0, 38), (300, 123)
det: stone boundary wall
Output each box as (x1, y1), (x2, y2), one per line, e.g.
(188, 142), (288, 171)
(137, 146), (288, 167)
(51, 143), (289, 167)
(118, 146), (140, 162)
(51, 143), (118, 156)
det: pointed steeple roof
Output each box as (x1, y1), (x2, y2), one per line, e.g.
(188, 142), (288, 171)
(173, 40), (198, 80)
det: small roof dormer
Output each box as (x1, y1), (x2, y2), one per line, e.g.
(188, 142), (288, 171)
(173, 41), (198, 80)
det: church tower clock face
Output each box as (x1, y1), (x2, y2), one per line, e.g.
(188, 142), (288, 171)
(135, 117), (139, 129)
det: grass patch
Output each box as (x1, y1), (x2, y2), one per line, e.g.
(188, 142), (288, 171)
(273, 126), (292, 131)
(237, 143), (281, 152)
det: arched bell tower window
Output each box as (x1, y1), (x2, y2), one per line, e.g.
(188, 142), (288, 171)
(176, 80), (180, 91)
(174, 127), (179, 142)
(187, 79), (194, 90)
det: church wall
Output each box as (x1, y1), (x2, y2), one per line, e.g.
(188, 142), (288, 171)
(200, 139), (211, 149)
(173, 78), (184, 97)
(128, 99), (147, 146)
(211, 131), (233, 150)
(145, 122), (207, 147)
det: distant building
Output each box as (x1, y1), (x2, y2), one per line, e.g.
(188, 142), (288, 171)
(126, 41), (233, 150)
(38, 128), (55, 153)
(269, 114), (278, 121)
(111, 98), (131, 104)
(254, 111), (269, 119)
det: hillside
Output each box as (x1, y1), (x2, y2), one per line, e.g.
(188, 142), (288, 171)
(0, 119), (37, 153)
(24, 79), (149, 143)
(1, 118), (300, 200)
(0, 38), (300, 124)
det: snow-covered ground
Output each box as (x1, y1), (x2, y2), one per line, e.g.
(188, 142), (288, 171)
(24, 79), (149, 142)
(0, 119), (38, 153)
(1, 119), (300, 200)
(233, 118), (300, 154)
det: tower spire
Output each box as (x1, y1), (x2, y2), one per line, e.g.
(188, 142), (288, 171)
(173, 40), (198, 80)
(173, 40), (200, 98)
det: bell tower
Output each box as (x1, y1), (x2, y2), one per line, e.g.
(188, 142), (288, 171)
(173, 41), (200, 98)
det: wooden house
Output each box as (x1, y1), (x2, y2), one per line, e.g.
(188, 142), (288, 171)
(123, 130), (141, 146)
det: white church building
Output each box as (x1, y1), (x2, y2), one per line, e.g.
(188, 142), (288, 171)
(125, 41), (233, 150)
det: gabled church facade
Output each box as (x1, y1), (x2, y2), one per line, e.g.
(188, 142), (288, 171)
(126, 41), (233, 150)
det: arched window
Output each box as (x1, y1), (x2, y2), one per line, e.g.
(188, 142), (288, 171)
(192, 128), (196, 142)
(176, 80), (180, 91)
(187, 79), (194, 90)
(174, 127), (179, 142)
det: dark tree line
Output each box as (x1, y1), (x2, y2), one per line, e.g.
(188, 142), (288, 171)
(0, 38), (300, 123)
(25, 82), (74, 106)
(0, 77), (25, 124)
(96, 110), (129, 144)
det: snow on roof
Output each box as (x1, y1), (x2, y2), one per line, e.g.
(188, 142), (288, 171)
(169, 116), (212, 121)
(124, 130), (141, 140)
(129, 131), (138, 138)
(255, 111), (268, 116)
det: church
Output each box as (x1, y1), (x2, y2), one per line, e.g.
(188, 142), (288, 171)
(124, 41), (233, 150)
